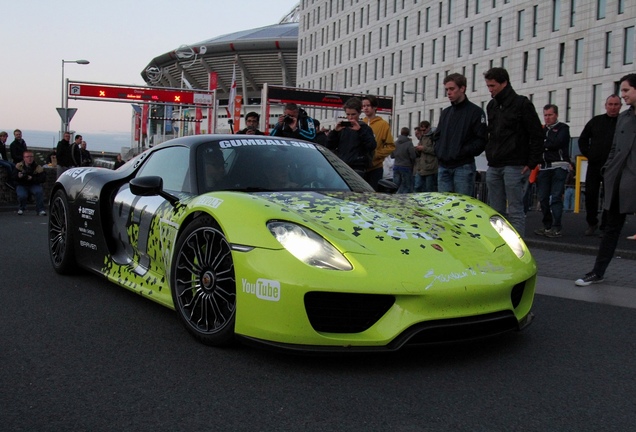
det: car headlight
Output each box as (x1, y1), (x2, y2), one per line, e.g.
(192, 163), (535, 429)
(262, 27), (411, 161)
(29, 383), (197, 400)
(489, 216), (525, 258)
(267, 221), (353, 270)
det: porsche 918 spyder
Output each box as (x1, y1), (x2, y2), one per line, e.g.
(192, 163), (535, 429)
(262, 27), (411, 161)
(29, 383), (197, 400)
(48, 134), (536, 352)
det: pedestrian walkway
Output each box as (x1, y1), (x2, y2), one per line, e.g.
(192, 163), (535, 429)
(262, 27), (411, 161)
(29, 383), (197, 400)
(524, 209), (636, 260)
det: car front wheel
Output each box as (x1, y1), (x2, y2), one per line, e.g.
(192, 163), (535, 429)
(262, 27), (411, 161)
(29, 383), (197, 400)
(171, 216), (236, 346)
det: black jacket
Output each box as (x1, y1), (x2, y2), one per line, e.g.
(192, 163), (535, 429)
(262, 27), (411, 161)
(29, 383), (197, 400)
(13, 160), (46, 186)
(541, 122), (571, 168)
(326, 122), (377, 171)
(56, 139), (81, 168)
(10, 139), (27, 163)
(485, 85), (544, 169)
(578, 114), (618, 166)
(433, 97), (487, 168)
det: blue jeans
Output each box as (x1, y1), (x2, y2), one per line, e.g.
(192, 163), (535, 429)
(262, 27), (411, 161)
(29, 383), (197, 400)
(393, 166), (414, 193)
(486, 166), (529, 235)
(536, 168), (568, 230)
(16, 184), (45, 212)
(0, 160), (15, 187)
(437, 162), (475, 196)
(414, 173), (438, 192)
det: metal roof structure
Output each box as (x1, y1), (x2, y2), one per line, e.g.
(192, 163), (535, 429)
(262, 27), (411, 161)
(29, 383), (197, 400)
(140, 19), (299, 104)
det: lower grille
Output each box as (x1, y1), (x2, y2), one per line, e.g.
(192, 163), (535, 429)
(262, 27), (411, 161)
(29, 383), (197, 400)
(392, 311), (519, 348)
(304, 292), (395, 333)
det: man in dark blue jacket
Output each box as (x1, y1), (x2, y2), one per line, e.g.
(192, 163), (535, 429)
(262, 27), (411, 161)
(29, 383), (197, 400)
(534, 104), (571, 238)
(433, 73), (487, 196)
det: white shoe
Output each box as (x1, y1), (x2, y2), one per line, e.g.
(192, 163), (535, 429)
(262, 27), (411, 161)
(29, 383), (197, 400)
(39, 211), (47, 216)
(17, 209), (23, 215)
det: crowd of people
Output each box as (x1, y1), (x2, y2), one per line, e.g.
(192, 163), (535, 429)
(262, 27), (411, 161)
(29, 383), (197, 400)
(0, 129), (102, 215)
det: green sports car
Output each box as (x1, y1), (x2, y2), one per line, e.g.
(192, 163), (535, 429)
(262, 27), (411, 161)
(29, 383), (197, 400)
(48, 134), (536, 352)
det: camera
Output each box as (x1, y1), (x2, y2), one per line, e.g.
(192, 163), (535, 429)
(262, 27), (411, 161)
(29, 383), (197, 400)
(283, 115), (295, 125)
(340, 121), (352, 127)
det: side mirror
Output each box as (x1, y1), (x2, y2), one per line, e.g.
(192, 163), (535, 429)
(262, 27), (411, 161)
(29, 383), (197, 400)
(129, 176), (179, 206)
(376, 178), (398, 194)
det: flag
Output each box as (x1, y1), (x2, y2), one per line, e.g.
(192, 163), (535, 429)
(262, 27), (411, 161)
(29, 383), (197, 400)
(228, 62), (237, 132)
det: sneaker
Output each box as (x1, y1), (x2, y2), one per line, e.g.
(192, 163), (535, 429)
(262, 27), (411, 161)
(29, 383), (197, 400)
(534, 227), (549, 236)
(38, 211), (47, 216)
(544, 228), (562, 238)
(17, 209), (23, 215)
(575, 272), (605, 287)
(584, 224), (598, 236)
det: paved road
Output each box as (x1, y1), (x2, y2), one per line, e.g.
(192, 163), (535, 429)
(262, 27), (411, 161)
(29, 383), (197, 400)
(1, 213), (636, 431)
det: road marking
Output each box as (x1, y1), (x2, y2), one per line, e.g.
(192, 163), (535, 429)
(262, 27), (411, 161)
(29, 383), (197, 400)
(536, 276), (636, 310)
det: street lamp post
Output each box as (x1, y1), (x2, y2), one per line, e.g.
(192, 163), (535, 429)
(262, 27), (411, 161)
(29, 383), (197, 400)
(60, 59), (90, 138)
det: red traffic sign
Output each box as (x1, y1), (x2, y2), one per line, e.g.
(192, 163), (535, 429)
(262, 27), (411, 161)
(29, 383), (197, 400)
(68, 81), (214, 106)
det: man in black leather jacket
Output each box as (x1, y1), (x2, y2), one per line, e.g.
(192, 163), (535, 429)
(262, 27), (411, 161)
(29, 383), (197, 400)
(484, 67), (544, 236)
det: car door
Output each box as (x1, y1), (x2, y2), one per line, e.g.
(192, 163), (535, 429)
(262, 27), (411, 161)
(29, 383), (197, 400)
(111, 146), (192, 278)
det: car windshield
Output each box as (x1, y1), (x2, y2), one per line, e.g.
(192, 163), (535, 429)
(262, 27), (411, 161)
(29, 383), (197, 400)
(196, 137), (373, 193)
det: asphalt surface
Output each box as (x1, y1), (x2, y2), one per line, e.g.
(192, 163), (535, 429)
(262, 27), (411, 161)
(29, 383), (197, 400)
(1, 211), (636, 431)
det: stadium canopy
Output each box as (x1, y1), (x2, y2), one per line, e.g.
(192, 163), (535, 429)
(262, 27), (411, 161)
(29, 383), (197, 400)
(140, 18), (299, 104)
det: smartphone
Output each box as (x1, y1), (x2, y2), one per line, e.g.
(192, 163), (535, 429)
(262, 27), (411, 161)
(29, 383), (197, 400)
(340, 121), (352, 127)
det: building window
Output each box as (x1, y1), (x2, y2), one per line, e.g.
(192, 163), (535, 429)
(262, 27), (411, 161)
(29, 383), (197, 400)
(448, 0), (453, 24)
(438, 1), (443, 28)
(570, 0), (576, 27)
(469, 26), (474, 54)
(425, 7), (430, 32)
(533, 5), (538, 37)
(497, 17), (502, 47)
(537, 48), (545, 80)
(624, 27), (635, 65)
(597, 0), (606, 19)
(618, 0), (625, 14)
(523, 51), (529, 83)
(605, 32), (612, 68)
(458, 30), (463, 57)
(517, 10), (525, 41)
(475, 0), (481, 14)
(411, 45), (416, 70)
(574, 38), (584, 73)
(501, 56), (507, 69)
(565, 88), (571, 122)
(417, 10), (421, 35)
(442, 36), (447, 62)
(484, 21), (490, 50)
(472, 63), (477, 92)
(432, 38), (437, 64)
(592, 84), (603, 116)
(552, 0), (560, 32)
(559, 43), (565, 76)
(548, 90), (555, 104)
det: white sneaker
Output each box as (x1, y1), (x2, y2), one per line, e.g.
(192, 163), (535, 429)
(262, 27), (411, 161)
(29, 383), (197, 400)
(17, 209), (23, 215)
(39, 211), (47, 216)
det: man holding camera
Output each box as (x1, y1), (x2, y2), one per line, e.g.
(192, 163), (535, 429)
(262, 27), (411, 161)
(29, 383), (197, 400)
(270, 102), (316, 142)
(238, 111), (265, 135)
(13, 150), (46, 216)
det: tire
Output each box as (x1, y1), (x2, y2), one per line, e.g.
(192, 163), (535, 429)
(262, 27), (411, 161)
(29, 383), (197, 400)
(171, 216), (236, 346)
(49, 189), (77, 274)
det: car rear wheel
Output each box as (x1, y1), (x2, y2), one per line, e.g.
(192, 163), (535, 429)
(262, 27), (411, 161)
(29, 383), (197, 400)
(171, 216), (236, 346)
(49, 189), (77, 274)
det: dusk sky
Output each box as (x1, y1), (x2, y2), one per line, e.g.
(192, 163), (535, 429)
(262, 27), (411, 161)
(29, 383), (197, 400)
(1, 0), (298, 151)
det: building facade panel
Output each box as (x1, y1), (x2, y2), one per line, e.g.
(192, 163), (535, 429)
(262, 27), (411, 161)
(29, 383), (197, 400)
(297, 0), (636, 140)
